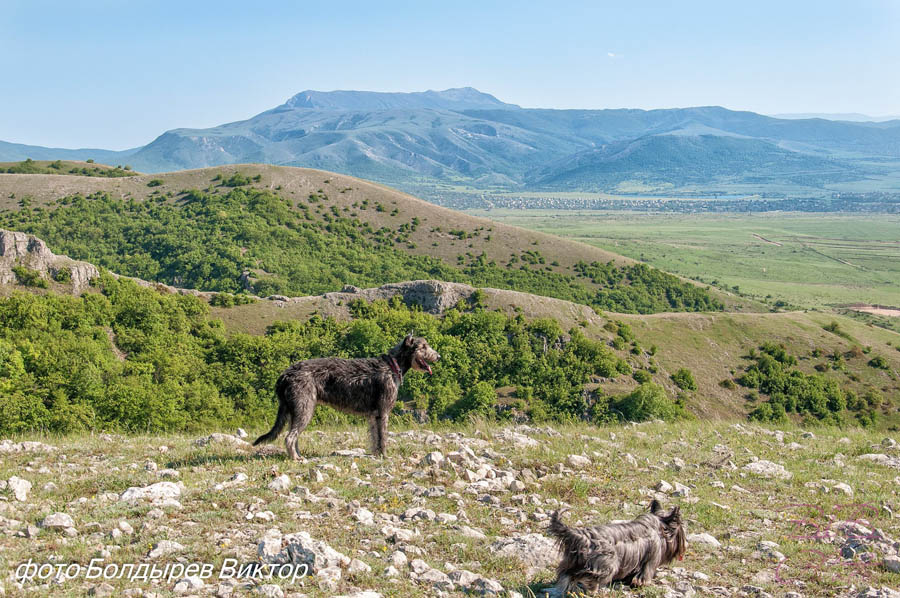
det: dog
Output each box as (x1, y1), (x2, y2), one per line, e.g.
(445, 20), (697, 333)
(253, 334), (439, 458)
(548, 500), (686, 594)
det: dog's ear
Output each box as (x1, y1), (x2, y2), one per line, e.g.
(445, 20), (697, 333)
(404, 333), (415, 347)
(667, 505), (681, 521)
(649, 499), (662, 514)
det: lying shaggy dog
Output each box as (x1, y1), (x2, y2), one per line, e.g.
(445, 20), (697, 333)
(548, 500), (686, 594)
(254, 334), (439, 458)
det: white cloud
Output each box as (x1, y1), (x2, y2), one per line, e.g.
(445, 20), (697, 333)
(607, 52), (623, 58)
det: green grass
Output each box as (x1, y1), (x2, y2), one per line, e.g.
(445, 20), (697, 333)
(467, 210), (900, 310)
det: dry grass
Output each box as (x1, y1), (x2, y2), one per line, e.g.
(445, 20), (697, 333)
(2, 421), (900, 597)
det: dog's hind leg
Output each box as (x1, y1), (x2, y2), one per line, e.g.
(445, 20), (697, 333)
(284, 382), (316, 461)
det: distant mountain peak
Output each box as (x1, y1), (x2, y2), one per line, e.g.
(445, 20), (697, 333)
(279, 87), (520, 111)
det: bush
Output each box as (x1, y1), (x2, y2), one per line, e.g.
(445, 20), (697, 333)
(633, 370), (652, 384)
(11, 266), (48, 288)
(147, 179), (164, 187)
(53, 267), (72, 283)
(611, 382), (686, 422)
(868, 355), (889, 370)
(671, 368), (698, 391)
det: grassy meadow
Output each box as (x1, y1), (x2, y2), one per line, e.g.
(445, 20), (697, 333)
(3, 421), (900, 597)
(466, 210), (900, 311)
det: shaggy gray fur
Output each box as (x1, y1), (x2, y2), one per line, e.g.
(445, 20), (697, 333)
(253, 335), (439, 458)
(548, 500), (686, 594)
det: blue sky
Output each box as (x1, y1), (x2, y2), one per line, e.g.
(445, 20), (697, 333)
(2, 0), (897, 149)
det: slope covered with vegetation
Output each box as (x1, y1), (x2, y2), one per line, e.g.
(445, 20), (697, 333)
(0, 273), (691, 435)
(0, 170), (722, 314)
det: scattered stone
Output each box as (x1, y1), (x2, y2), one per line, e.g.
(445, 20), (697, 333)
(215, 472), (249, 491)
(418, 567), (453, 590)
(654, 480), (674, 493)
(743, 460), (792, 479)
(258, 529), (350, 573)
(268, 474), (292, 493)
(41, 512), (75, 529)
(88, 583), (115, 597)
(7, 476), (31, 502)
(833, 482), (853, 496)
(348, 558), (372, 575)
(687, 532), (721, 548)
(424, 451), (445, 466)
(566, 454), (591, 468)
(194, 433), (251, 449)
(672, 482), (691, 497)
(173, 575), (204, 594)
(255, 584), (284, 598)
(352, 507), (375, 526)
(235, 428), (249, 439)
(333, 592), (382, 598)
(120, 481), (182, 502)
(317, 565), (342, 592)
(489, 533), (558, 569)
(149, 540), (185, 558)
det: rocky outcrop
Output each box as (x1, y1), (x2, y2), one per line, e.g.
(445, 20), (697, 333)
(321, 280), (476, 315)
(0, 229), (99, 291)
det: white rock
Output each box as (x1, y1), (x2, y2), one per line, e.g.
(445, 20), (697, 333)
(687, 532), (721, 548)
(194, 433), (250, 449)
(41, 512), (75, 529)
(348, 558), (372, 575)
(268, 474), (291, 493)
(7, 476), (31, 502)
(317, 565), (342, 592)
(833, 482), (853, 496)
(235, 428), (249, 439)
(424, 451), (445, 466)
(672, 482), (691, 497)
(743, 460), (792, 480)
(390, 550), (408, 568)
(173, 575), (204, 594)
(149, 540), (185, 558)
(215, 472), (248, 490)
(489, 533), (558, 569)
(120, 481), (182, 502)
(654, 480), (674, 493)
(333, 592), (382, 598)
(255, 584), (283, 598)
(566, 454), (591, 468)
(118, 520), (134, 535)
(352, 507), (375, 526)
(418, 567), (453, 590)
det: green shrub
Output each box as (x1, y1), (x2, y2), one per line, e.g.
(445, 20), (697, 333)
(610, 382), (686, 422)
(147, 179), (164, 187)
(53, 267), (72, 283)
(671, 368), (698, 391)
(11, 266), (48, 288)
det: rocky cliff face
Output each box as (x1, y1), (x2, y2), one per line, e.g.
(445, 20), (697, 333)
(322, 280), (476, 315)
(0, 229), (99, 291)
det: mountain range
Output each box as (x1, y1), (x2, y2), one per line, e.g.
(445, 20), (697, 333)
(3, 87), (900, 194)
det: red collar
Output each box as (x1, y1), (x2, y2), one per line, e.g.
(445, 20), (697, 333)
(384, 355), (403, 384)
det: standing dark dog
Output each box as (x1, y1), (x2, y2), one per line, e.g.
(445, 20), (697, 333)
(253, 335), (440, 458)
(548, 500), (686, 594)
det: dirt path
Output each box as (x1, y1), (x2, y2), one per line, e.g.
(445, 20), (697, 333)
(752, 233), (782, 246)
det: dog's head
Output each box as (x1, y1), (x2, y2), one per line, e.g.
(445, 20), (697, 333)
(392, 334), (440, 375)
(650, 499), (686, 563)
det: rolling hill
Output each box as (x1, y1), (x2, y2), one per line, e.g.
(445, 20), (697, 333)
(0, 163), (737, 313)
(3, 89), (899, 196)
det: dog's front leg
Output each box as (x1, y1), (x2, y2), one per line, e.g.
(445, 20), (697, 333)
(374, 410), (389, 457)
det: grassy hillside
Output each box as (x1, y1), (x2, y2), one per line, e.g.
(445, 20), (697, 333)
(2, 422), (900, 597)
(1, 159), (138, 178)
(0, 164), (737, 314)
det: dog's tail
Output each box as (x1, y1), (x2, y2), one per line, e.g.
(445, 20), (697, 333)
(253, 380), (290, 446)
(548, 509), (591, 556)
